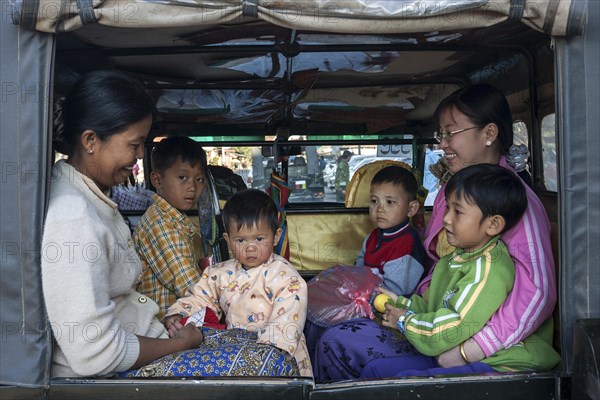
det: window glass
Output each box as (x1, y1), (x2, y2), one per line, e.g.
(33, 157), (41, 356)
(423, 146), (444, 206)
(541, 114), (557, 191)
(510, 121), (535, 188)
(204, 144), (412, 204)
(114, 140), (416, 209)
(513, 121), (529, 146)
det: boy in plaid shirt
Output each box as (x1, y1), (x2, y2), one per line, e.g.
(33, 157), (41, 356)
(134, 136), (209, 319)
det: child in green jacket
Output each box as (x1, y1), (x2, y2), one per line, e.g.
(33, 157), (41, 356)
(365, 163), (560, 378)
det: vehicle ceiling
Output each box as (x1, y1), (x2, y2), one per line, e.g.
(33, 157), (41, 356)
(55, 20), (550, 140)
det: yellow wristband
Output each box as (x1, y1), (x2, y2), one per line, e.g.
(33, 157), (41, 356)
(459, 342), (470, 364)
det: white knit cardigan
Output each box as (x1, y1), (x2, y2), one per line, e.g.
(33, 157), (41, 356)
(42, 160), (167, 378)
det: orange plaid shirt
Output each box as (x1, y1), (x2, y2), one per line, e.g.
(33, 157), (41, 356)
(133, 194), (202, 319)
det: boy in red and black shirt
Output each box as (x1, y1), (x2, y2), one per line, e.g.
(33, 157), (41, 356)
(355, 166), (426, 295)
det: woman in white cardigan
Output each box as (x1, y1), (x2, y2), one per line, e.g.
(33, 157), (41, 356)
(42, 70), (203, 377)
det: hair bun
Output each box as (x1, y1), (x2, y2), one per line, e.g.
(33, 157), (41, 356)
(52, 97), (70, 155)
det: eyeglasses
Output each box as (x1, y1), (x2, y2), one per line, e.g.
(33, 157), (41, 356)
(433, 126), (479, 143)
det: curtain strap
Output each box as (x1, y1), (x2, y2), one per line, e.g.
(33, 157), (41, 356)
(508, 0), (526, 22)
(242, 0), (259, 18)
(76, 0), (97, 25)
(543, 0), (561, 34)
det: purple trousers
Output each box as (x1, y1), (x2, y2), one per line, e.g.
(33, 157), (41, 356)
(361, 354), (494, 378)
(312, 318), (493, 382)
(312, 318), (416, 382)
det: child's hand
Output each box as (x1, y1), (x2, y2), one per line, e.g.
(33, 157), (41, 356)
(164, 315), (184, 338)
(376, 287), (399, 302)
(171, 323), (203, 349)
(381, 304), (407, 329)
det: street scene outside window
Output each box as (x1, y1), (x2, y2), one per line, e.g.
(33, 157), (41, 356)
(203, 142), (413, 203)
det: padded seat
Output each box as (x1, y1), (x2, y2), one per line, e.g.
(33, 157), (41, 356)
(344, 159), (428, 237)
(345, 159), (422, 207)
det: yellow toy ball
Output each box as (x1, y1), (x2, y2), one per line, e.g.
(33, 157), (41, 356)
(374, 293), (392, 313)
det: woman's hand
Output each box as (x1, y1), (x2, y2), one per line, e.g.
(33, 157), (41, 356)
(381, 304), (407, 328)
(164, 315), (184, 338)
(171, 323), (204, 350)
(134, 323), (203, 369)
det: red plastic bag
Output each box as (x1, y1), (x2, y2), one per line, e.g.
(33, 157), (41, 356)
(307, 265), (383, 327)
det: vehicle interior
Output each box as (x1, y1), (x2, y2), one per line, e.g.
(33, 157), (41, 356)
(54, 17), (565, 389)
(53, 15), (561, 270)
(1, 1), (598, 399)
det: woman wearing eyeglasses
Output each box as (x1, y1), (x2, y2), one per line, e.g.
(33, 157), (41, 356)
(313, 84), (556, 382)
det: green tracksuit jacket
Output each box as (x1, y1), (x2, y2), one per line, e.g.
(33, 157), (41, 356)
(395, 236), (560, 372)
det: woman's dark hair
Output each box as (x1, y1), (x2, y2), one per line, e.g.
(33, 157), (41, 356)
(54, 70), (156, 155)
(222, 189), (279, 234)
(444, 163), (527, 233)
(434, 84), (513, 154)
(151, 136), (207, 174)
(371, 166), (418, 201)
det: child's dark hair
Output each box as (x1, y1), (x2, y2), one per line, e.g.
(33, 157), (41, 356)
(222, 189), (279, 234)
(151, 136), (207, 174)
(371, 166), (418, 201)
(445, 164), (527, 233)
(55, 70), (156, 156)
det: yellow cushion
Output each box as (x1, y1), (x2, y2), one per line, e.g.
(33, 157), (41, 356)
(287, 212), (372, 271)
(345, 160), (415, 208)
